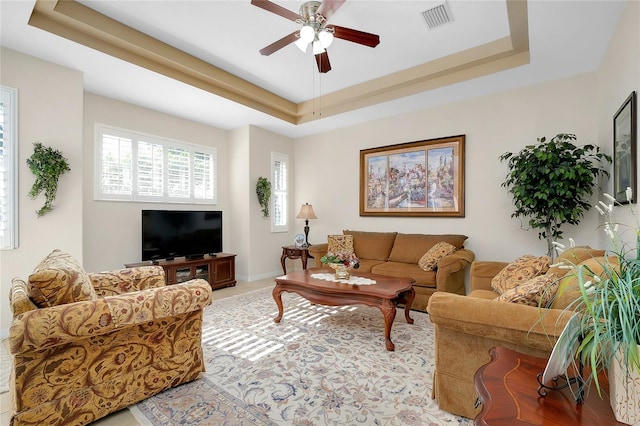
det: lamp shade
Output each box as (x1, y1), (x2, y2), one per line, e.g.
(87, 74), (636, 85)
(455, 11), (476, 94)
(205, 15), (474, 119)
(296, 203), (317, 220)
(318, 29), (334, 48)
(312, 40), (325, 55)
(299, 25), (315, 43)
(294, 38), (309, 53)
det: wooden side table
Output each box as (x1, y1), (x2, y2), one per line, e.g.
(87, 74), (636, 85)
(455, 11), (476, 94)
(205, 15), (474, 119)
(280, 245), (313, 274)
(474, 346), (622, 425)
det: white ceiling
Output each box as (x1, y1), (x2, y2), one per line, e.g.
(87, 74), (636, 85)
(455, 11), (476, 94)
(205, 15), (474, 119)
(0, 1), (627, 138)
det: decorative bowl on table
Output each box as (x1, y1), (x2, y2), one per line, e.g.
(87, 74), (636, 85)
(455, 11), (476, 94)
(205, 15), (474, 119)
(321, 251), (360, 280)
(328, 262), (353, 279)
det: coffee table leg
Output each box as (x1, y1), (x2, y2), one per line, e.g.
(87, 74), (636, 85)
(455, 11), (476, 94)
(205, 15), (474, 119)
(381, 299), (397, 351)
(404, 288), (415, 324)
(273, 285), (284, 323)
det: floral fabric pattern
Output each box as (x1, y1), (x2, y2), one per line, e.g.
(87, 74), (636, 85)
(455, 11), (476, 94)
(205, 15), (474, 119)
(90, 266), (166, 296)
(9, 256), (213, 426)
(27, 249), (97, 307)
(418, 241), (457, 271)
(496, 274), (559, 307)
(491, 254), (550, 294)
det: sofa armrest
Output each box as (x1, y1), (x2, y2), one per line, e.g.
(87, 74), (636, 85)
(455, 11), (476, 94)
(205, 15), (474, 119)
(469, 261), (509, 292)
(9, 279), (212, 355)
(427, 292), (570, 351)
(308, 243), (329, 268)
(435, 248), (474, 294)
(89, 265), (166, 296)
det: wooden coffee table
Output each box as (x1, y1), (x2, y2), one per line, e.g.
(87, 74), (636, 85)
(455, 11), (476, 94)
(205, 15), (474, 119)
(273, 268), (415, 351)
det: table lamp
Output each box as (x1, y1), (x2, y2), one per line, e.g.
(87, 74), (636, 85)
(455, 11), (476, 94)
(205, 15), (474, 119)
(296, 203), (317, 247)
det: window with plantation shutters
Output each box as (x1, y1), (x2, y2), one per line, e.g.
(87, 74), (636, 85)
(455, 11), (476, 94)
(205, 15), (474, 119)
(271, 151), (288, 232)
(95, 125), (217, 204)
(0, 86), (18, 250)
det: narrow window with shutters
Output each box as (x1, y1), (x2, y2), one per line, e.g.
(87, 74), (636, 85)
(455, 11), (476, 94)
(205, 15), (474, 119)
(0, 86), (18, 249)
(271, 151), (288, 232)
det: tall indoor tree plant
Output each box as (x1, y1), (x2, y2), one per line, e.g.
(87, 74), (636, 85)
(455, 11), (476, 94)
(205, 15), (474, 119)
(500, 133), (611, 259)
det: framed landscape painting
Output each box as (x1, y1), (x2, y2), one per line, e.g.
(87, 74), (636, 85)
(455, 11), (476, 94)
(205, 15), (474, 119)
(360, 135), (465, 217)
(613, 91), (637, 204)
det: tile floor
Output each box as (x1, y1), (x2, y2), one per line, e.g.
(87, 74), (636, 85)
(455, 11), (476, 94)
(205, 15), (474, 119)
(0, 276), (276, 426)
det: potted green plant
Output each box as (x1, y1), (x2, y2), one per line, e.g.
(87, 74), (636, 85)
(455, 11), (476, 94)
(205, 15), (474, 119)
(26, 142), (71, 217)
(500, 133), (611, 259)
(256, 177), (271, 218)
(556, 188), (640, 423)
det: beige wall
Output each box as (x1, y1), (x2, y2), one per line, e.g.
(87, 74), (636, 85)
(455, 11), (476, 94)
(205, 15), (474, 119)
(0, 47), (84, 335)
(294, 73), (603, 263)
(595, 0), (640, 250)
(82, 93), (231, 273)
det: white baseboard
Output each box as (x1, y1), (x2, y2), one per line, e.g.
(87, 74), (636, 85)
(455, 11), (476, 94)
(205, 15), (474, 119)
(237, 270), (282, 283)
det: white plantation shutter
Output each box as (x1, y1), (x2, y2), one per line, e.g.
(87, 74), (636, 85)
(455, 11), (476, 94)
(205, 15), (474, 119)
(95, 125), (216, 204)
(137, 140), (163, 197)
(271, 151), (288, 232)
(0, 86), (18, 249)
(167, 146), (190, 199)
(100, 133), (133, 197)
(193, 150), (215, 200)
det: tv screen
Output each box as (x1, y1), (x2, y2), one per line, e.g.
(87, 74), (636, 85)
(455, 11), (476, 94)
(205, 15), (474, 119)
(142, 210), (222, 261)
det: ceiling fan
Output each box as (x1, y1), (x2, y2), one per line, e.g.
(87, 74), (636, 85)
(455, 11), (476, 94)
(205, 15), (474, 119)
(251, 0), (380, 73)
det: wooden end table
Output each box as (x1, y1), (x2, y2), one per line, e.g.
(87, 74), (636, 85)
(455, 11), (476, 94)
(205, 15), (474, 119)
(273, 269), (415, 351)
(474, 346), (623, 425)
(280, 245), (313, 274)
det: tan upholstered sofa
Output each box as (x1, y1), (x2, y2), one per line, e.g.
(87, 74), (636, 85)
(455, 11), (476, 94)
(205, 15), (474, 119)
(427, 247), (605, 419)
(8, 249), (213, 426)
(308, 230), (474, 311)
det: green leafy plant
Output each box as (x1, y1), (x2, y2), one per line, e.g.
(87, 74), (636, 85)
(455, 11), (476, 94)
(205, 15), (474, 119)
(27, 142), (70, 217)
(556, 189), (640, 399)
(256, 177), (272, 218)
(499, 133), (611, 259)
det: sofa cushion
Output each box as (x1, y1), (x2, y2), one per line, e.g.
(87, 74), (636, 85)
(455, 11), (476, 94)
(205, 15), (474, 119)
(547, 246), (605, 278)
(371, 262), (436, 287)
(468, 289), (500, 300)
(491, 255), (550, 294)
(28, 249), (97, 308)
(343, 230), (397, 261)
(550, 256), (617, 310)
(418, 242), (457, 271)
(496, 274), (559, 307)
(388, 234), (467, 264)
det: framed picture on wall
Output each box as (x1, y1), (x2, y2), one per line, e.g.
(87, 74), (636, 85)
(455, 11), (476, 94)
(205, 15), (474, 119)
(359, 135), (465, 217)
(613, 91), (637, 204)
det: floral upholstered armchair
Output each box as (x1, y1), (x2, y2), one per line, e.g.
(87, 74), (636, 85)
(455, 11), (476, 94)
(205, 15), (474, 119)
(8, 249), (213, 426)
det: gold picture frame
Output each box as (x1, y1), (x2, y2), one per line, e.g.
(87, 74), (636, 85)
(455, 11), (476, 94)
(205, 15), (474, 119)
(360, 135), (465, 217)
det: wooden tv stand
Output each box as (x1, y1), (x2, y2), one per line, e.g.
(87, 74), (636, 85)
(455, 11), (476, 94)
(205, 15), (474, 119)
(125, 253), (236, 290)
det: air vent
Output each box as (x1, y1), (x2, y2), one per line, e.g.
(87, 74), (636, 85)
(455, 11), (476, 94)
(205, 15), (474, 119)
(421, 2), (453, 29)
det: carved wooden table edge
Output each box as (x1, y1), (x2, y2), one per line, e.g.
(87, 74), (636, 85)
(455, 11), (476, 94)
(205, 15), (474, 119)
(272, 270), (415, 351)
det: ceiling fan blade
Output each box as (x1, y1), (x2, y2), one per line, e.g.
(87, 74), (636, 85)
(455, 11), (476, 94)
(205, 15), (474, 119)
(315, 51), (331, 73)
(251, 0), (300, 22)
(317, 0), (346, 20)
(330, 25), (380, 48)
(259, 31), (299, 56)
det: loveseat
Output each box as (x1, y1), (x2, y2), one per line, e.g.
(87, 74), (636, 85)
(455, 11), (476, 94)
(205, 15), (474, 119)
(426, 246), (605, 419)
(8, 249), (213, 426)
(308, 230), (474, 311)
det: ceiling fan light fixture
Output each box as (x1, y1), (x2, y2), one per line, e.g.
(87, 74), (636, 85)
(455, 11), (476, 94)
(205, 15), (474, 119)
(318, 29), (334, 48)
(312, 40), (325, 55)
(299, 25), (315, 43)
(294, 38), (309, 53)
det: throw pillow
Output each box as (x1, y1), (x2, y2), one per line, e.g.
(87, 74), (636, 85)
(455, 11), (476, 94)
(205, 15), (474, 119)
(327, 234), (354, 254)
(496, 274), (559, 307)
(546, 246), (605, 278)
(491, 255), (550, 294)
(28, 249), (97, 308)
(418, 242), (457, 271)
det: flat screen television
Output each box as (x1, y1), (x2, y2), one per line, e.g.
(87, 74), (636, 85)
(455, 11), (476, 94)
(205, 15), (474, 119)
(142, 210), (222, 261)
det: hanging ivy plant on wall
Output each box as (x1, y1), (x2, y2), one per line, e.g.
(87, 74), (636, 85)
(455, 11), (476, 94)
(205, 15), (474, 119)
(256, 177), (272, 218)
(27, 142), (71, 217)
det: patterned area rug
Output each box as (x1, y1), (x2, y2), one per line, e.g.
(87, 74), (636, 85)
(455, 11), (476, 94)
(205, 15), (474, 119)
(136, 287), (472, 425)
